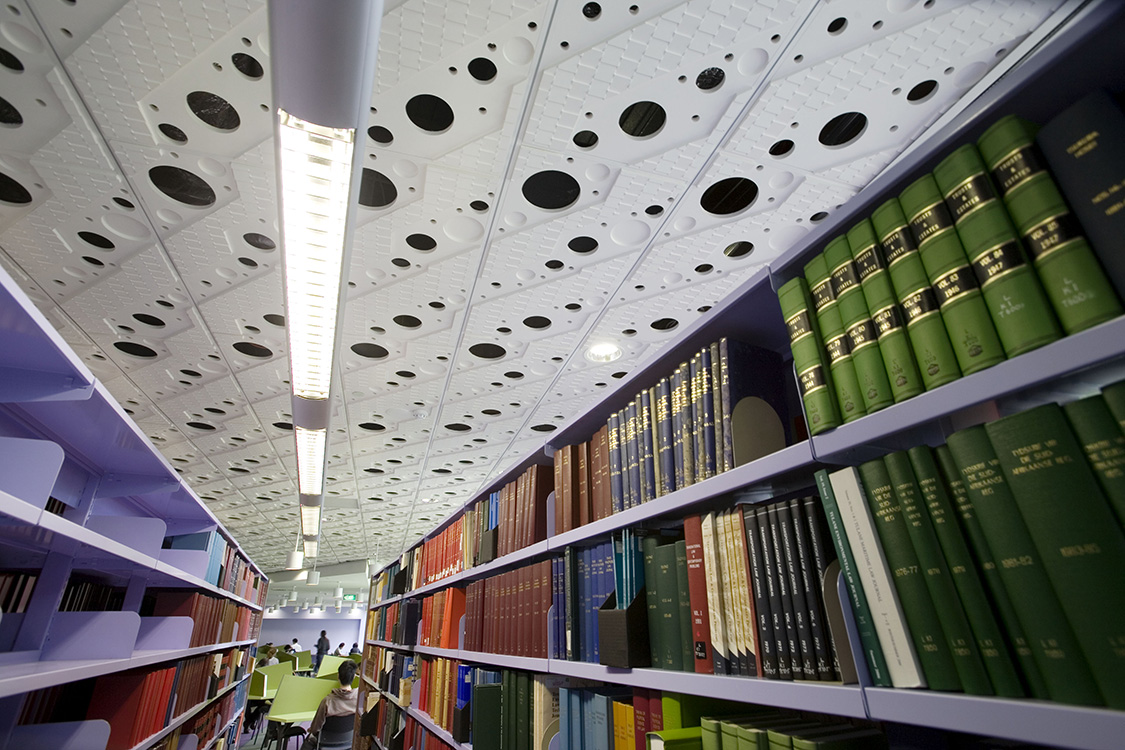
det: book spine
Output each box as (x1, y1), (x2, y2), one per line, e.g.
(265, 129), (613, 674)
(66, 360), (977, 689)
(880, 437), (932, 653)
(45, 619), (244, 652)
(898, 174), (1006, 375)
(883, 451), (993, 694)
(933, 144), (1062, 356)
(777, 277), (841, 435)
(1062, 395), (1125, 527)
(848, 218), (924, 402)
(653, 542), (683, 671)
(1035, 89), (1125, 300)
(802, 495), (842, 677)
(657, 378), (676, 497)
(944, 426), (1103, 706)
(776, 501), (817, 679)
(677, 364), (695, 488)
(579, 441), (591, 528)
(908, 445), (1025, 698)
(643, 389), (659, 501)
(671, 369), (685, 490)
(762, 505), (795, 680)
(979, 114), (1122, 334)
(609, 413), (624, 516)
(732, 510), (763, 678)
(700, 512), (731, 675)
(683, 515), (715, 674)
(984, 404), (1125, 708)
(788, 498), (835, 681)
(674, 540), (696, 672)
(709, 342), (726, 474)
(806, 252), (865, 422)
(831, 231), (895, 413)
(642, 535), (664, 669)
(742, 507), (778, 679)
(689, 354), (706, 483)
(718, 338), (735, 473)
(870, 197), (963, 390)
(564, 546), (577, 661)
(626, 402), (641, 509)
(700, 347), (718, 480)
(718, 509), (749, 676)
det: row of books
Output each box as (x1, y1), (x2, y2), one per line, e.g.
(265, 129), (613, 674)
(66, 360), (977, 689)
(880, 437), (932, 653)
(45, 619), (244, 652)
(162, 529), (267, 604)
(421, 586), (466, 650)
(367, 643), (416, 704)
(563, 540), (614, 663)
(0, 570), (38, 613)
(59, 575), (124, 612)
(361, 692), (407, 750)
(148, 589), (261, 647)
(779, 103), (1124, 436)
(464, 558), (553, 658)
(554, 338), (791, 527)
(470, 669), (560, 750)
(690, 711), (885, 750)
(821, 381), (1125, 709)
(369, 598), (422, 645)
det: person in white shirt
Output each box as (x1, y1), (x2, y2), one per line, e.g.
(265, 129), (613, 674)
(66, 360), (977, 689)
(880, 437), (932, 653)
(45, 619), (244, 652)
(291, 637), (302, 652)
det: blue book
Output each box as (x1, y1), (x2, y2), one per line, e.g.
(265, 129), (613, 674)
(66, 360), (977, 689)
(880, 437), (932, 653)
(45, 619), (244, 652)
(640, 390), (657, 502)
(580, 545), (592, 662)
(570, 687), (585, 750)
(608, 412), (624, 514)
(657, 377), (676, 496)
(700, 346), (717, 480)
(565, 547), (578, 661)
(457, 663), (471, 709)
(613, 535), (625, 611)
(591, 542), (604, 662)
(555, 556), (566, 659)
(559, 687), (571, 750)
(625, 402), (641, 508)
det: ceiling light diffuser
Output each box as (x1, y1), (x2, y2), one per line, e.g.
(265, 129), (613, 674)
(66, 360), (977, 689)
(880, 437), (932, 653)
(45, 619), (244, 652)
(585, 342), (623, 363)
(295, 426), (327, 495)
(303, 538), (319, 559)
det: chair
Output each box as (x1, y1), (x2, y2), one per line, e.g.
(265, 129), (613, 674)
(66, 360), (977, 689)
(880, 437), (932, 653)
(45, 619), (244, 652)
(312, 713), (355, 750)
(260, 720), (306, 750)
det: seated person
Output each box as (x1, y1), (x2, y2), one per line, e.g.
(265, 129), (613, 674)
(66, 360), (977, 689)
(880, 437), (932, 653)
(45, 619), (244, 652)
(332, 642), (345, 656)
(259, 646), (279, 666)
(304, 660), (358, 748)
(348, 643), (360, 656)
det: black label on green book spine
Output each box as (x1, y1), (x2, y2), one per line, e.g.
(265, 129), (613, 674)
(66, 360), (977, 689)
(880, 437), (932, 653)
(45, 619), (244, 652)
(826, 333), (852, 363)
(831, 260), (860, 298)
(945, 173), (997, 221)
(908, 204), (954, 247)
(991, 145), (1046, 193)
(853, 243), (885, 281)
(786, 310), (814, 346)
(873, 304), (906, 338)
(798, 365), (828, 397)
(1023, 212), (1083, 262)
(971, 241), (1027, 288)
(882, 225), (919, 265)
(901, 287), (941, 325)
(811, 279), (834, 312)
(846, 318), (878, 352)
(933, 264), (980, 307)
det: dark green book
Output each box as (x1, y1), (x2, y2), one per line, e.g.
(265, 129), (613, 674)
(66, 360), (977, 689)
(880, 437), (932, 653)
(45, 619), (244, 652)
(641, 390), (657, 502)
(933, 444), (1048, 699)
(516, 670), (530, 750)
(657, 378), (676, 497)
(473, 683), (502, 750)
(503, 670), (515, 750)
(805, 253), (864, 422)
(883, 451), (993, 695)
(932, 144), (1062, 356)
(674, 539), (695, 672)
(777, 277), (840, 435)
(1063, 395), (1125, 528)
(984, 404), (1125, 708)
(690, 354), (706, 483)
(813, 470), (891, 686)
(643, 535), (665, 668)
(654, 540), (685, 671)
(826, 234), (894, 414)
(871, 197), (962, 390)
(908, 445), (1025, 698)
(979, 114), (1122, 334)
(845, 218), (924, 402)
(898, 174), (1006, 375)
(944, 427), (1103, 706)
(1036, 89), (1125, 299)
(1104, 379), (1125, 434)
(857, 458), (962, 691)
(710, 342), (725, 475)
(757, 506), (793, 680)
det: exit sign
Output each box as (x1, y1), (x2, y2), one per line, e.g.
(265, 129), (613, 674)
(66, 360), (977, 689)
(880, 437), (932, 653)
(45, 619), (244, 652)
(343, 593), (357, 601)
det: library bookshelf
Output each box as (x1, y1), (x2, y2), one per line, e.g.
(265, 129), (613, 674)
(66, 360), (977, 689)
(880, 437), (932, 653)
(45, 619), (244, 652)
(360, 3), (1125, 750)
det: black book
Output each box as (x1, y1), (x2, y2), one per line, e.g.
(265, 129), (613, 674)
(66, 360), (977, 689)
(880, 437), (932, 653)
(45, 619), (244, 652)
(756, 506), (792, 680)
(801, 495), (841, 677)
(564, 546), (579, 661)
(790, 498), (835, 680)
(766, 504), (800, 681)
(719, 338), (790, 471)
(742, 507), (778, 679)
(700, 346), (718, 480)
(777, 501), (818, 680)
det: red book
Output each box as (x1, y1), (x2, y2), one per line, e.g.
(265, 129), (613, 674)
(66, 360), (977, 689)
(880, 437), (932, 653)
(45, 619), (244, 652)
(591, 427), (605, 521)
(441, 587), (466, 650)
(553, 448), (564, 537)
(559, 445), (574, 533)
(87, 670), (147, 750)
(530, 464), (551, 545)
(683, 514), (715, 674)
(632, 687), (649, 750)
(578, 441), (590, 527)
(647, 689), (664, 733)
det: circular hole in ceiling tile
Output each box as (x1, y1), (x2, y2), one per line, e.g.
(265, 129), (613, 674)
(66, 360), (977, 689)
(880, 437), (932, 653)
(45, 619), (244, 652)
(358, 168), (397, 208)
(264, 313), (285, 326)
(573, 130), (598, 148)
(186, 91), (240, 130)
(396, 370), (416, 379)
(645, 204), (663, 216)
(231, 52), (263, 79)
(78, 230), (114, 249)
(0, 172), (31, 204)
(0, 95), (22, 125)
(522, 170), (580, 210)
(769, 139), (794, 157)
(651, 317), (679, 331)
(406, 93), (454, 132)
(810, 211), (829, 223)
(157, 123), (188, 143)
(82, 256), (104, 267)
(204, 407), (226, 415)
(391, 257), (410, 268)
(359, 422), (386, 431)
(232, 341), (272, 358)
(186, 422), (215, 431)
(482, 408), (501, 416)
(504, 371), (523, 379)
(368, 125), (393, 144)
(0, 47), (24, 71)
(531, 424), (557, 432)
(149, 165), (216, 207)
(406, 233), (436, 251)
(468, 57), (497, 82)
(523, 315), (551, 329)
(112, 197), (135, 209)
(133, 313), (165, 327)
(432, 468), (451, 474)
(155, 300), (174, 308)
(819, 112), (867, 147)
(618, 101), (666, 137)
(238, 256), (258, 268)
(429, 301), (445, 309)
(351, 342), (388, 358)
(364, 468), (384, 474)
(907, 79), (938, 103)
(393, 314), (421, 328)
(724, 241), (754, 258)
(469, 343), (506, 359)
(568, 236), (597, 253)
(582, 2), (601, 18)
(114, 341), (158, 358)
(470, 200), (489, 211)
(243, 232), (275, 250)
(445, 423), (471, 432)
(695, 263), (713, 274)
(180, 369), (201, 377)
(273, 421), (293, 430)
(700, 177), (758, 215)
(827, 17), (847, 34)
(696, 67), (725, 90)
(565, 303), (581, 311)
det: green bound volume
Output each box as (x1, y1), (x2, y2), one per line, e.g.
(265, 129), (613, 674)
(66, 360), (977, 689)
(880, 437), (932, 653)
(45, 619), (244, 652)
(898, 174), (1006, 375)
(932, 144), (1062, 356)
(845, 218), (924, 402)
(984, 404), (1125, 708)
(805, 254), (865, 422)
(883, 451), (993, 695)
(813, 471), (891, 687)
(654, 540), (685, 671)
(856, 458), (962, 691)
(1063, 395), (1125, 528)
(1104, 379), (1125, 433)
(870, 197), (962, 390)
(674, 539), (696, 671)
(908, 446), (1025, 698)
(643, 535), (667, 668)
(777, 278), (840, 435)
(944, 427), (1103, 706)
(824, 235), (894, 413)
(978, 115), (1122, 334)
(933, 445), (1048, 699)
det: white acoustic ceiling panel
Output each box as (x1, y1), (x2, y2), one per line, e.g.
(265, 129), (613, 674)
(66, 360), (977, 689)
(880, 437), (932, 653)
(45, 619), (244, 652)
(0, 0), (1070, 574)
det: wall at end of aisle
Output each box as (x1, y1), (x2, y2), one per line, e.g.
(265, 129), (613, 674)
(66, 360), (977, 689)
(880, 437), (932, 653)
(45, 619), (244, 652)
(259, 607), (363, 654)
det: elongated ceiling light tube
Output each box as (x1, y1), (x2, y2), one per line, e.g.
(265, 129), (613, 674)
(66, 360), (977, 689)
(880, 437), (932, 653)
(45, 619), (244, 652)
(295, 426), (327, 495)
(300, 503), (322, 539)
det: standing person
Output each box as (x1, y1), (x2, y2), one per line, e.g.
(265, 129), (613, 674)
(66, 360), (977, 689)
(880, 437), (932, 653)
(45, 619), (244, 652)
(315, 629), (330, 671)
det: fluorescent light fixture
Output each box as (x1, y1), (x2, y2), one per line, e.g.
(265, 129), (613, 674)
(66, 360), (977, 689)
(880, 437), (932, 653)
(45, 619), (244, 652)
(307, 570), (321, 586)
(585, 342), (623, 363)
(278, 111), (355, 401)
(288, 590), (298, 602)
(295, 426), (327, 495)
(303, 538), (319, 558)
(334, 586), (344, 599)
(300, 503), (322, 536)
(286, 549), (304, 570)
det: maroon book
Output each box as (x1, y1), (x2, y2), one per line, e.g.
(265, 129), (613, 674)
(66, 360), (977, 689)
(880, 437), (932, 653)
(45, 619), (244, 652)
(683, 515), (715, 673)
